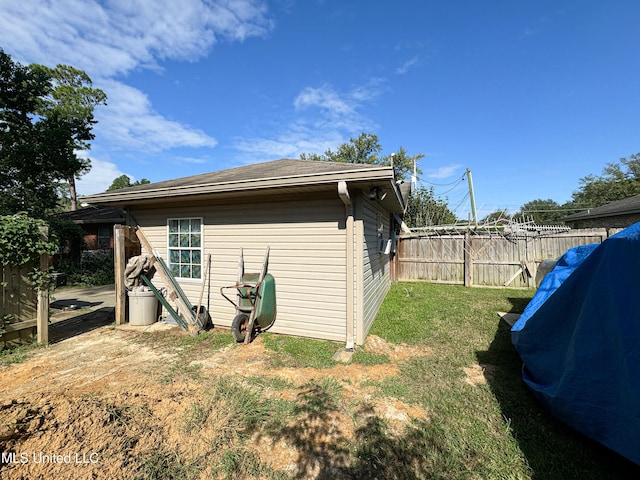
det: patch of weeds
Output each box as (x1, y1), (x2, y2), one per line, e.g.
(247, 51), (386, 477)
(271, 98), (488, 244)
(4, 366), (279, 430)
(135, 328), (232, 359)
(208, 376), (272, 432)
(261, 334), (339, 368)
(160, 358), (203, 384)
(214, 447), (279, 480)
(105, 403), (136, 427)
(183, 402), (210, 433)
(351, 349), (390, 366)
(264, 376), (352, 477)
(244, 375), (296, 391)
(294, 377), (343, 416)
(178, 330), (218, 347)
(134, 449), (196, 480)
(176, 377), (288, 478)
(0, 342), (41, 367)
(348, 416), (441, 479)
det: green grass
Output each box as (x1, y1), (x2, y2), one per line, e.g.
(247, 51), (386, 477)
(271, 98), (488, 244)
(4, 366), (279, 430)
(261, 333), (341, 369)
(366, 282), (639, 480)
(164, 283), (637, 479)
(351, 348), (390, 365)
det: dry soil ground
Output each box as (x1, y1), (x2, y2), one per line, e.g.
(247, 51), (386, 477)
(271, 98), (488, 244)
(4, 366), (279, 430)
(0, 289), (432, 479)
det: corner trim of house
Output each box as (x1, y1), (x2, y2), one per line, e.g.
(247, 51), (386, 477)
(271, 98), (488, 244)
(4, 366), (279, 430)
(338, 181), (355, 350)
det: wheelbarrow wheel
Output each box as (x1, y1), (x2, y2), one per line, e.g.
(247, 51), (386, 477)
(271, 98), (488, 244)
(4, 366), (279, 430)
(231, 313), (251, 343)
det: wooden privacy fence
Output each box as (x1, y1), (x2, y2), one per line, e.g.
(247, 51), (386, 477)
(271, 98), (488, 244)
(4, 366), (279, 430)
(394, 228), (619, 288)
(1, 254), (50, 347)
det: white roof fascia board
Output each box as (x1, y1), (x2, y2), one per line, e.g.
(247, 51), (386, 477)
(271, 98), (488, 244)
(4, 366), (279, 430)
(84, 167), (394, 205)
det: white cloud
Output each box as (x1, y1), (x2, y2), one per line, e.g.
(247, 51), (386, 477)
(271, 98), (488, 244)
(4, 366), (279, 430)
(294, 85), (354, 116)
(96, 81), (217, 151)
(234, 126), (344, 161)
(395, 56), (419, 75)
(234, 81), (383, 160)
(76, 157), (127, 196)
(0, 0), (272, 78)
(0, 0), (271, 153)
(427, 164), (462, 179)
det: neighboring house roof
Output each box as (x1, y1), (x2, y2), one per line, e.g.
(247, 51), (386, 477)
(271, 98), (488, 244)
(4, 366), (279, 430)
(563, 194), (640, 222)
(55, 206), (126, 224)
(82, 158), (405, 212)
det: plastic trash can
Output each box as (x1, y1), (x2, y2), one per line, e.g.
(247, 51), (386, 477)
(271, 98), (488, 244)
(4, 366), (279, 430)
(128, 290), (158, 326)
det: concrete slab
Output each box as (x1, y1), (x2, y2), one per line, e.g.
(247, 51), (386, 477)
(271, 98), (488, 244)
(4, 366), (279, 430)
(51, 285), (115, 314)
(333, 348), (354, 363)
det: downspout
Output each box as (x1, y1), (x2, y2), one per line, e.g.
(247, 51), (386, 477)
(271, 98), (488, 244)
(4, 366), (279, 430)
(338, 181), (355, 351)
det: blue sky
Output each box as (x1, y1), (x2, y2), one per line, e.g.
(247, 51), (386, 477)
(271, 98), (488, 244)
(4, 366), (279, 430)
(1, 0), (638, 219)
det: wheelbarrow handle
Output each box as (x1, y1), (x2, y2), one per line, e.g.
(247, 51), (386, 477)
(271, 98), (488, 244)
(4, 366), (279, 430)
(219, 282), (263, 309)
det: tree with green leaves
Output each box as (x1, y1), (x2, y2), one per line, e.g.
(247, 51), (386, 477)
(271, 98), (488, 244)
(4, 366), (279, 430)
(404, 186), (456, 228)
(568, 153), (640, 209)
(32, 64), (107, 211)
(0, 50), (57, 216)
(106, 175), (151, 191)
(0, 50), (106, 217)
(515, 199), (565, 225)
(300, 132), (423, 181)
(300, 132), (458, 226)
(481, 209), (512, 225)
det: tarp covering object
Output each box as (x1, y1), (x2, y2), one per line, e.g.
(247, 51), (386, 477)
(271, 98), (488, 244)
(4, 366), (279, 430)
(511, 222), (640, 465)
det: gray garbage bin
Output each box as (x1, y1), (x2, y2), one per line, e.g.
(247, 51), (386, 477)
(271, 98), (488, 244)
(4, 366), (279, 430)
(128, 290), (158, 326)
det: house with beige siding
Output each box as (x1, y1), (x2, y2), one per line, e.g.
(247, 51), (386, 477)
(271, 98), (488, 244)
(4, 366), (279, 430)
(83, 159), (407, 347)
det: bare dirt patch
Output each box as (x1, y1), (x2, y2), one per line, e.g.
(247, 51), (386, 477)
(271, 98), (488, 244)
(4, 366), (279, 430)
(463, 362), (497, 386)
(0, 327), (431, 479)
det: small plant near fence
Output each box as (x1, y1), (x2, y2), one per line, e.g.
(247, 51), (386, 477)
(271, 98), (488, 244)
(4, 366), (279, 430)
(1, 214), (58, 347)
(0, 214), (57, 292)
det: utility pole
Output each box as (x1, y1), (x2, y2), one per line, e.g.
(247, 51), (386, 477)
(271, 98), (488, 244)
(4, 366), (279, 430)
(466, 168), (478, 227)
(411, 159), (418, 193)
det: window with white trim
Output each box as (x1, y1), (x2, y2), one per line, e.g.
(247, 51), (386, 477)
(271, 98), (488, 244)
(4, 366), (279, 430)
(167, 218), (202, 279)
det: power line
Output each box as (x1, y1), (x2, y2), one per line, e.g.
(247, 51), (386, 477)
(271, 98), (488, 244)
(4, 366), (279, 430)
(418, 173), (466, 187)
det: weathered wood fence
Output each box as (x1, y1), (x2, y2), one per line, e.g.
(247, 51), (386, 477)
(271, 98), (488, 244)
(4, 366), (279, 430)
(1, 254), (50, 347)
(394, 228), (619, 288)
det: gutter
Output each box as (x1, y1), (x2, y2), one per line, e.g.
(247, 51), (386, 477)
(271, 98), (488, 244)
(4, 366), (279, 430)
(83, 167), (394, 205)
(338, 181), (355, 351)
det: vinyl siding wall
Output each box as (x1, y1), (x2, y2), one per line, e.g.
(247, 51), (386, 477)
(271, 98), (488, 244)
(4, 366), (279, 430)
(357, 195), (391, 344)
(131, 194), (349, 342)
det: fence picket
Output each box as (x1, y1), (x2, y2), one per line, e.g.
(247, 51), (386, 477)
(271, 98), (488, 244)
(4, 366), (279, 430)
(395, 228), (614, 288)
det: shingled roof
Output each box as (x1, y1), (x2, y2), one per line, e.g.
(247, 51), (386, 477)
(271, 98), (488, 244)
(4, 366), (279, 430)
(54, 206), (125, 224)
(82, 158), (405, 212)
(563, 194), (640, 221)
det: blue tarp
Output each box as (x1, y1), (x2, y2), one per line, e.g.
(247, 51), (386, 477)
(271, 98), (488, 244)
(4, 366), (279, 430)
(511, 222), (640, 465)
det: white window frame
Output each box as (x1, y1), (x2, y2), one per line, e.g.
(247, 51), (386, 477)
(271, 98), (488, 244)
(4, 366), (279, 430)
(167, 217), (204, 281)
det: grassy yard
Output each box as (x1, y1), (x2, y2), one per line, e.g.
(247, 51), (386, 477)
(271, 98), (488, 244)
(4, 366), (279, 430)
(142, 282), (639, 479)
(2, 282), (638, 479)
(368, 283), (639, 479)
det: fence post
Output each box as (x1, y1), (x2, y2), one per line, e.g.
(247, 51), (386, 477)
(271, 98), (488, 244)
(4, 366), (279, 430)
(114, 225), (127, 325)
(464, 231), (473, 287)
(36, 249), (49, 345)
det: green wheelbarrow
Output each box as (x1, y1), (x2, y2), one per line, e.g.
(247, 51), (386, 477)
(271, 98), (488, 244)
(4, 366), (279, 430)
(220, 247), (276, 343)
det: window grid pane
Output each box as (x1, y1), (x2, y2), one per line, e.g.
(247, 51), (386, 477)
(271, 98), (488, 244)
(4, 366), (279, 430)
(168, 218), (202, 279)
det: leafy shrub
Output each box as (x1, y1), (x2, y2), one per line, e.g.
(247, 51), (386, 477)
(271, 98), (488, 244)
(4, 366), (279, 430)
(64, 250), (114, 287)
(0, 214), (57, 291)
